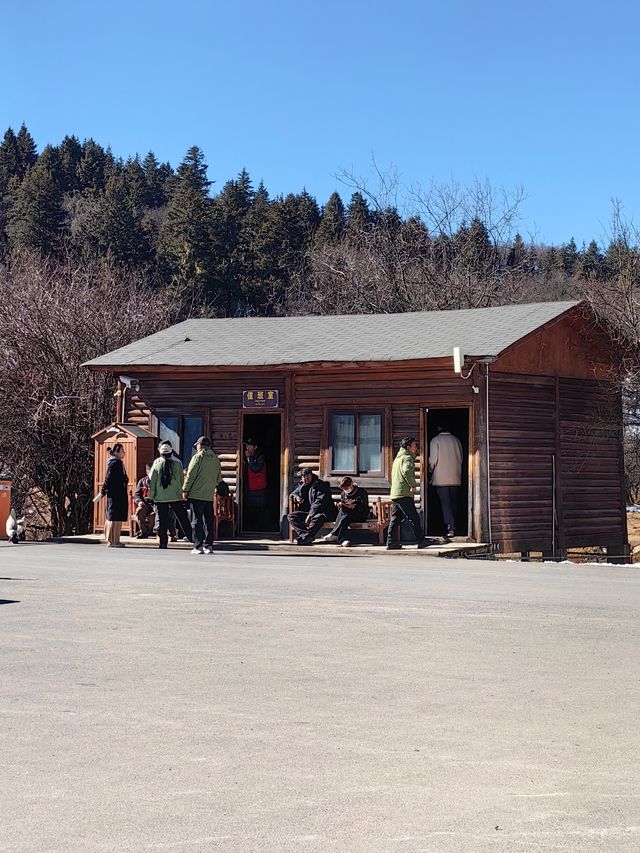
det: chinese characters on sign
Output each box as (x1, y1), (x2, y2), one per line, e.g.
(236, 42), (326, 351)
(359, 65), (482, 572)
(242, 390), (279, 409)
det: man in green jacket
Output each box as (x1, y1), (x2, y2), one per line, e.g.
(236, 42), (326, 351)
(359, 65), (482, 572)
(386, 436), (428, 550)
(182, 436), (222, 555)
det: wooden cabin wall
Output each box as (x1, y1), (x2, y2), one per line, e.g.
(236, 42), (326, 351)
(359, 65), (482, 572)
(489, 372), (627, 554)
(558, 378), (626, 550)
(488, 374), (556, 553)
(293, 364), (474, 505)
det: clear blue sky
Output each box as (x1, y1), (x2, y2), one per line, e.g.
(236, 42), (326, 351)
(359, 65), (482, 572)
(3, 0), (639, 245)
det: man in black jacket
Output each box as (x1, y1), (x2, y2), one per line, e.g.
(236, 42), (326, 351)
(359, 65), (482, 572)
(320, 476), (369, 546)
(288, 467), (337, 545)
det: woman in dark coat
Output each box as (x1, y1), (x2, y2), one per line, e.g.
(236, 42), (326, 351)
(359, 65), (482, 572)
(101, 443), (129, 547)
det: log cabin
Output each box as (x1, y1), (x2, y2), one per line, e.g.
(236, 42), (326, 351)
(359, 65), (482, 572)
(84, 300), (628, 558)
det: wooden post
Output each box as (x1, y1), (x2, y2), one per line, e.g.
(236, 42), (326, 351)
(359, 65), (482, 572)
(282, 371), (296, 524)
(473, 366), (489, 544)
(554, 378), (565, 559)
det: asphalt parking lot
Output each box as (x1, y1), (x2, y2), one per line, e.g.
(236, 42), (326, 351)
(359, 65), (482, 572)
(1, 542), (640, 852)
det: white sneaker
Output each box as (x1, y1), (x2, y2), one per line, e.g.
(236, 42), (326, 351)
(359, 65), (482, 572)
(321, 533), (338, 543)
(340, 540), (351, 547)
(190, 547), (204, 555)
(203, 546), (214, 554)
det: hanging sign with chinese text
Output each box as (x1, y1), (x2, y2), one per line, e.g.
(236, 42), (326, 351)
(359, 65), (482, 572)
(242, 389), (279, 409)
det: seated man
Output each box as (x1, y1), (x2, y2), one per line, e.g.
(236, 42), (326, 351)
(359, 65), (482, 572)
(320, 476), (369, 546)
(133, 463), (156, 539)
(288, 467), (337, 545)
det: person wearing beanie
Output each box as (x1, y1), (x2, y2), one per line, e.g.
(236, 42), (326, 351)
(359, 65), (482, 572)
(148, 441), (192, 549)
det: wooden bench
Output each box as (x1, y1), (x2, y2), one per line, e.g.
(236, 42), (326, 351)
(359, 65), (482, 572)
(288, 495), (391, 545)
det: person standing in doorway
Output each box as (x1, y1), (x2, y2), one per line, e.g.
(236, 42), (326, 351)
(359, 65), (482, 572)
(429, 424), (463, 538)
(386, 437), (428, 550)
(101, 443), (128, 548)
(243, 438), (268, 530)
(148, 441), (192, 549)
(182, 436), (221, 555)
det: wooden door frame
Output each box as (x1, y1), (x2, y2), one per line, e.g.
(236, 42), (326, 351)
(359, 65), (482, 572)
(421, 404), (473, 540)
(238, 409), (284, 533)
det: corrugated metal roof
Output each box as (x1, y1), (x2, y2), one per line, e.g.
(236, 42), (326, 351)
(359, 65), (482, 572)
(84, 301), (580, 369)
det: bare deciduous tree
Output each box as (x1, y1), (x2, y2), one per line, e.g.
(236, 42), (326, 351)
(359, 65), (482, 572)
(0, 254), (175, 535)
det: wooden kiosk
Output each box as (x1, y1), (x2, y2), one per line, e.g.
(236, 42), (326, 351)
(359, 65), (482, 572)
(92, 424), (157, 534)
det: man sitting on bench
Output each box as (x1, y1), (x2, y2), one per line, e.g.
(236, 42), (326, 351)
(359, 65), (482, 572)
(321, 476), (369, 547)
(288, 467), (337, 545)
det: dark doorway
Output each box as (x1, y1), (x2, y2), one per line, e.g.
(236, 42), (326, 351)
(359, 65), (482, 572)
(425, 407), (470, 537)
(241, 413), (281, 532)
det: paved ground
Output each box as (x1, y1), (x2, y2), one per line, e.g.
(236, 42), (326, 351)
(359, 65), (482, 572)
(1, 543), (639, 853)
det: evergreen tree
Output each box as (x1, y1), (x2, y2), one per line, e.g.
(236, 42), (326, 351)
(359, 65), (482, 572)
(85, 171), (150, 265)
(0, 128), (20, 196)
(76, 139), (109, 193)
(58, 135), (83, 192)
(576, 239), (604, 280)
(124, 156), (147, 212)
(15, 124), (37, 179)
(158, 146), (214, 306)
(346, 192), (371, 238)
(142, 151), (172, 207)
(315, 191), (346, 245)
(560, 237), (578, 276)
(6, 157), (66, 255)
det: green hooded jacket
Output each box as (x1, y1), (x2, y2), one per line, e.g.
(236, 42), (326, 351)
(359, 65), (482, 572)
(148, 456), (184, 503)
(183, 447), (222, 501)
(390, 446), (416, 499)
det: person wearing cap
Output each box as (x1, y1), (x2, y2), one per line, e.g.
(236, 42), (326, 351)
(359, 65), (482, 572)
(182, 436), (221, 555)
(288, 468), (337, 545)
(243, 438), (268, 530)
(148, 441), (193, 549)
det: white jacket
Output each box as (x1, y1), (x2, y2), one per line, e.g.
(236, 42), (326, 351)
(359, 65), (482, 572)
(429, 432), (463, 486)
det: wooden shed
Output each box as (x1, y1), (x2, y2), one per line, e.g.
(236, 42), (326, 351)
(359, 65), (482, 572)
(84, 301), (628, 558)
(92, 423), (157, 534)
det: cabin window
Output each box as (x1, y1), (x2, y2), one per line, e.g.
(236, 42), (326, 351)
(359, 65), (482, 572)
(158, 414), (204, 464)
(330, 412), (383, 475)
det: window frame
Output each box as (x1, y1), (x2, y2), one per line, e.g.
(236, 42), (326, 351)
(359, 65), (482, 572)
(327, 409), (385, 477)
(154, 411), (206, 464)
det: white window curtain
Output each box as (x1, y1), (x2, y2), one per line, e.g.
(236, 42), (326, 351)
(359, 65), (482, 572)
(358, 414), (382, 472)
(332, 414), (355, 471)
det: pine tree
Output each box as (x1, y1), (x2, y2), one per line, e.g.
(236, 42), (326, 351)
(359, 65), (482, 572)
(0, 128), (20, 196)
(142, 151), (172, 207)
(158, 146), (214, 306)
(346, 192), (371, 239)
(58, 135), (83, 192)
(576, 239), (603, 280)
(560, 237), (578, 276)
(6, 157), (66, 255)
(87, 171), (150, 265)
(315, 192), (346, 245)
(15, 124), (37, 178)
(76, 139), (108, 193)
(124, 156), (147, 212)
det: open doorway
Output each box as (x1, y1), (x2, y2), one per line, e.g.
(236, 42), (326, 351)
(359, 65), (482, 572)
(241, 413), (281, 532)
(425, 407), (470, 537)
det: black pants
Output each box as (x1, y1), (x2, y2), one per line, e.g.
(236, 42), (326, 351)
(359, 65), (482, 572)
(436, 486), (459, 533)
(331, 508), (369, 541)
(387, 496), (423, 544)
(190, 499), (214, 550)
(156, 501), (192, 548)
(288, 510), (329, 543)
